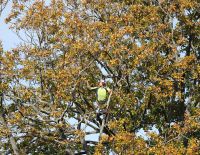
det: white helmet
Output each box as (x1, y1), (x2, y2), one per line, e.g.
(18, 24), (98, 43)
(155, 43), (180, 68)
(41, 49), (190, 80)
(100, 79), (106, 83)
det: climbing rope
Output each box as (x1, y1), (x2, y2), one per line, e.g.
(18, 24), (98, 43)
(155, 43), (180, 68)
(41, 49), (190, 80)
(99, 91), (112, 140)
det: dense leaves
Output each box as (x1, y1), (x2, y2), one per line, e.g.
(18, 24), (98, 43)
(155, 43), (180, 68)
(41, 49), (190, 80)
(0, 0), (200, 154)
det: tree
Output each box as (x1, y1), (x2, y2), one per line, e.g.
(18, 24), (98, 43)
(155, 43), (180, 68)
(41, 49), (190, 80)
(0, 0), (8, 15)
(1, 0), (199, 154)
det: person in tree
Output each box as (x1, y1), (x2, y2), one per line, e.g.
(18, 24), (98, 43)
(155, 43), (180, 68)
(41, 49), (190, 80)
(87, 80), (112, 111)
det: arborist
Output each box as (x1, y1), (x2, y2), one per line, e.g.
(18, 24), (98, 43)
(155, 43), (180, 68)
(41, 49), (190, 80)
(87, 79), (112, 112)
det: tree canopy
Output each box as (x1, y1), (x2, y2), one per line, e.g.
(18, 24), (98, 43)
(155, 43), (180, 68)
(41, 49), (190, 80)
(0, 0), (200, 154)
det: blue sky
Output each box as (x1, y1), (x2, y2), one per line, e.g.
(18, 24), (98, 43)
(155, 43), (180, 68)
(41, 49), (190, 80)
(0, 2), (21, 51)
(0, 3), (102, 142)
(0, 2), (159, 145)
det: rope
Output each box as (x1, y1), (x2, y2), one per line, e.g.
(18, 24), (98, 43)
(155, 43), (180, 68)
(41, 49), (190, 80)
(99, 92), (112, 141)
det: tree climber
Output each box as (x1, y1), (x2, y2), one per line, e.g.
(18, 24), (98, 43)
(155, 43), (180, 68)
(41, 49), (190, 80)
(87, 80), (112, 112)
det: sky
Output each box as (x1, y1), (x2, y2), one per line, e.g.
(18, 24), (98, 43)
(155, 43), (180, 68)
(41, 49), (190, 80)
(0, 3), (102, 143)
(0, 2), (160, 146)
(0, 2), (21, 51)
